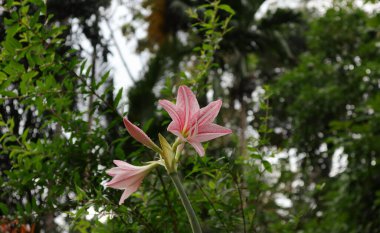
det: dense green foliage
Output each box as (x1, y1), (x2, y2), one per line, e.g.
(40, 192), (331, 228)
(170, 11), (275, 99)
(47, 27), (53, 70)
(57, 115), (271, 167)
(271, 7), (380, 232)
(1, 0), (380, 232)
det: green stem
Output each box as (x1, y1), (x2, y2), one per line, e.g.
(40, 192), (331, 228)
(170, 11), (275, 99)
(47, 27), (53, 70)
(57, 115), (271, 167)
(169, 173), (202, 233)
(172, 137), (182, 152)
(174, 143), (184, 163)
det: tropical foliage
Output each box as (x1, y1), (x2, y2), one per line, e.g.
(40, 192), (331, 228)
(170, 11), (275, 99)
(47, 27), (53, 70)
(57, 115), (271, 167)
(1, 0), (379, 232)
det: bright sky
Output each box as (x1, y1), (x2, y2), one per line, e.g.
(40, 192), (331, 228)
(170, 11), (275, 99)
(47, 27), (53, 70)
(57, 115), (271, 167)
(100, 0), (149, 94)
(100, 0), (380, 96)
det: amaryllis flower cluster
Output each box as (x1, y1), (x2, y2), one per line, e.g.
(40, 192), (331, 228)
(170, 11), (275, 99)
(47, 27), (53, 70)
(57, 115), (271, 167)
(105, 85), (232, 204)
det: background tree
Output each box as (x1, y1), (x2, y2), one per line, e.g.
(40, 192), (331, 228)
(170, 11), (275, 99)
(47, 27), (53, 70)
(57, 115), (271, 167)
(270, 5), (380, 232)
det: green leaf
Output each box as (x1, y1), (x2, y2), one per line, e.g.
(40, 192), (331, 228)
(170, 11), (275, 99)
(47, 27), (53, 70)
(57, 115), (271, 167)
(114, 88), (123, 108)
(204, 9), (214, 18)
(218, 4), (236, 15)
(142, 118), (154, 131)
(5, 36), (22, 52)
(35, 159), (42, 172)
(4, 61), (25, 76)
(193, 46), (201, 52)
(0, 202), (9, 215)
(185, 8), (198, 19)
(95, 71), (110, 89)
(75, 185), (88, 201)
(208, 181), (216, 189)
(21, 5), (30, 15)
(26, 52), (36, 67)
(262, 160), (272, 173)
(0, 90), (18, 98)
(202, 43), (213, 51)
(80, 60), (87, 74)
(250, 153), (262, 160)
(5, 25), (19, 37)
(21, 128), (29, 144)
(22, 70), (39, 80)
(25, 200), (32, 214)
(8, 118), (15, 132)
(0, 72), (7, 83)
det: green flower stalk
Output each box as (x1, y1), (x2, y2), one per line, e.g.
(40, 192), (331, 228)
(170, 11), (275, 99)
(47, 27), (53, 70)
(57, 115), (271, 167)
(170, 172), (202, 233)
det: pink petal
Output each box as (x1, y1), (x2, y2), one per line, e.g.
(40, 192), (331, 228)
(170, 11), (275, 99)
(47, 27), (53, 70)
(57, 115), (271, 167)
(193, 123), (232, 143)
(107, 166), (147, 184)
(176, 86), (200, 131)
(169, 129), (186, 141)
(118, 180), (142, 205)
(106, 167), (126, 176)
(167, 117), (181, 132)
(167, 121), (185, 140)
(106, 163), (152, 188)
(123, 117), (159, 151)
(113, 160), (141, 170)
(159, 100), (183, 128)
(105, 161), (158, 204)
(189, 141), (205, 156)
(106, 170), (146, 189)
(107, 160), (143, 176)
(188, 113), (199, 138)
(197, 100), (222, 126)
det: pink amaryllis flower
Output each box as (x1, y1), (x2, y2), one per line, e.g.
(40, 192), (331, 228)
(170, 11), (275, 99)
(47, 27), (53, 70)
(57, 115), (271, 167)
(159, 85), (232, 156)
(105, 160), (159, 205)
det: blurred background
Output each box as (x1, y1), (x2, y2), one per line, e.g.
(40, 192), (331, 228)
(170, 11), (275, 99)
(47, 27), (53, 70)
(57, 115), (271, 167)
(1, 0), (380, 232)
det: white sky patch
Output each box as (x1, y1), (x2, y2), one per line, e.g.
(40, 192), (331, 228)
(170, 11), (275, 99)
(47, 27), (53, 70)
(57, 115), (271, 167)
(234, 99), (242, 110)
(62, 127), (72, 140)
(86, 206), (96, 220)
(100, 0), (145, 88)
(0, 0), (4, 15)
(274, 193), (293, 208)
(329, 147), (348, 177)
(292, 179), (305, 189)
(251, 86), (265, 103)
(246, 125), (259, 139)
(356, 0), (380, 12)
(266, 150), (285, 164)
(86, 206), (112, 223)
(69, 18), (90, 53)
(288, 148), (298, 172)
(305, 0), (333, 11)
(206, 88), (214, 102)
(220, 72), (234, 89)
(255, 0), (380, 20)
(371, 159), (376, 166)
(55, 213), (69, 233)
(319, 143), (327, 153)
(177, 30), (190, 45)
(98, 164), (106, 171)
(255, 0), (303, 19)
(99, 212), (111, 224)
(251, 86), (266, 112)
